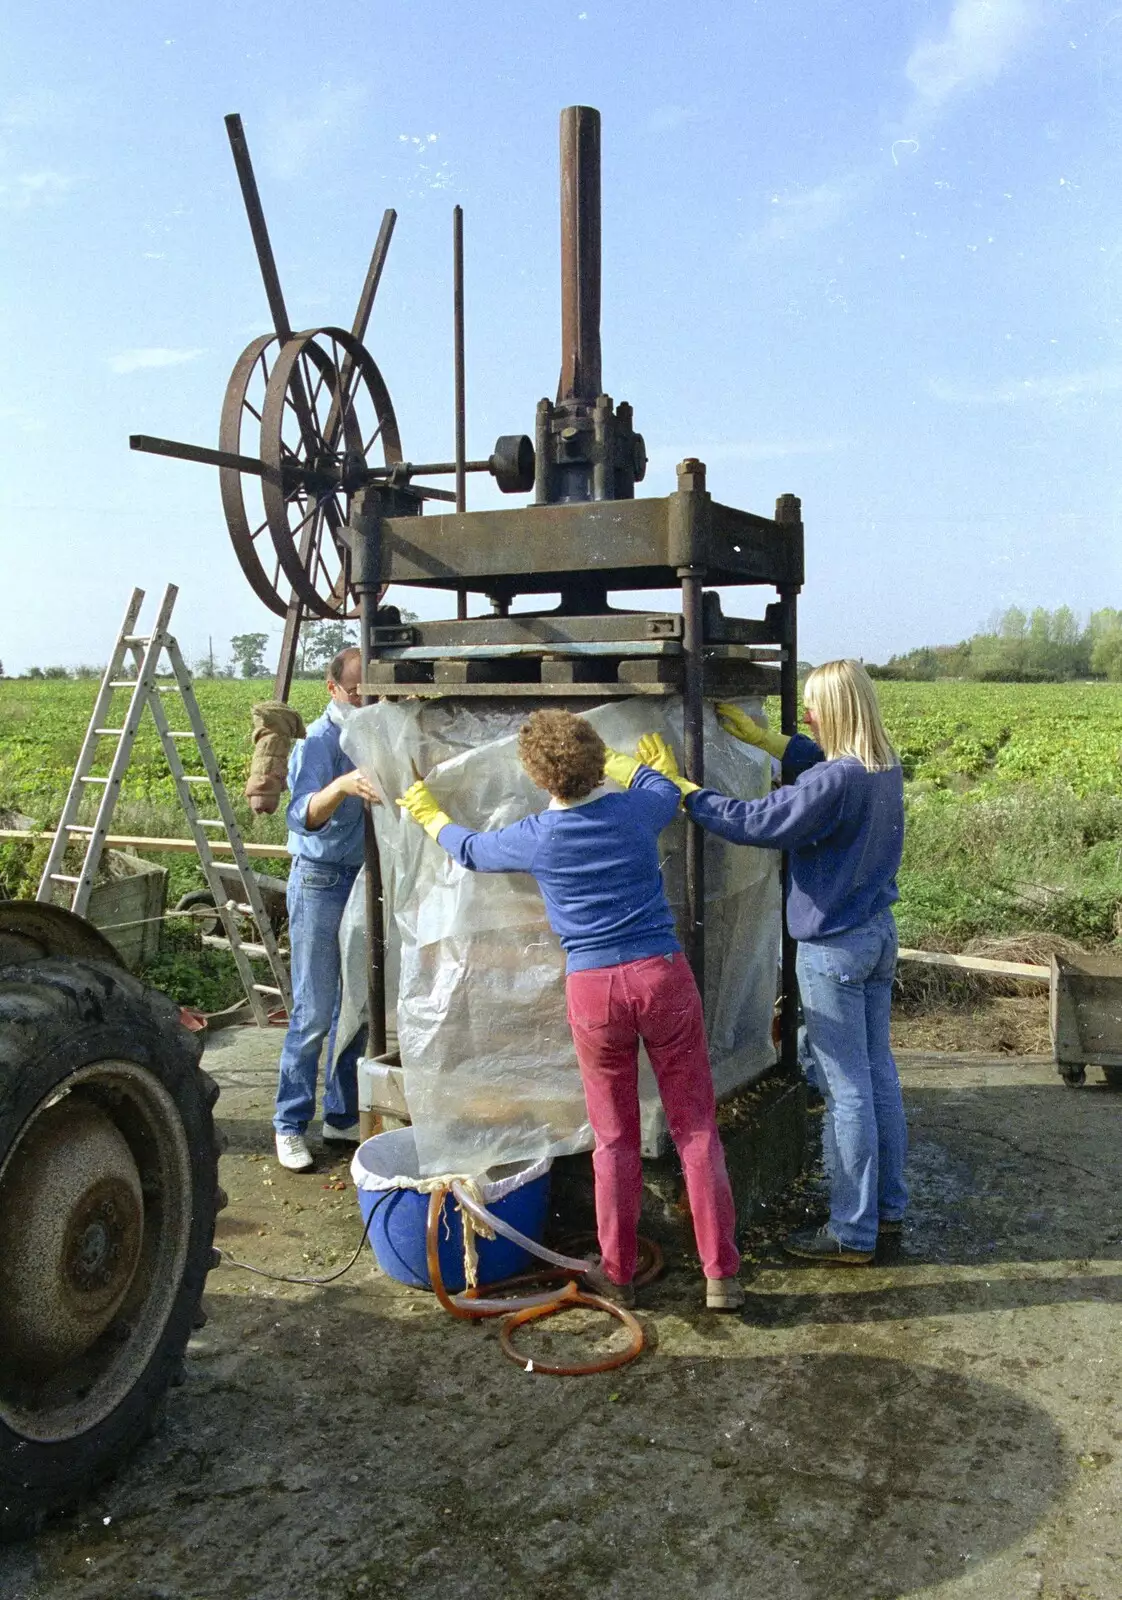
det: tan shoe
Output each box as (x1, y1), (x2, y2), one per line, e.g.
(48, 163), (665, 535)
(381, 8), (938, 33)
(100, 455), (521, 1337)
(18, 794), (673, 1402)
(706, 1276), (745, 1312)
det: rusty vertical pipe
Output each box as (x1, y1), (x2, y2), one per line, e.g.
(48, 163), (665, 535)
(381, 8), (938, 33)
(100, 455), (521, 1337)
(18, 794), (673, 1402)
(453, 205), (468, 620)
(677, 458), (707, 987)
(680, 566), (706, 991)
(775, 493), (803, 1077)
(558, 106), (602, 403)
(351, 490), (387, 1059)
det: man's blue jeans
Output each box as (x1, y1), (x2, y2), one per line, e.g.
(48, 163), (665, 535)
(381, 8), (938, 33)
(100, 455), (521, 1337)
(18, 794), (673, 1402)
(273, 857), (363, 1135)
(796, 908), (908, 1251)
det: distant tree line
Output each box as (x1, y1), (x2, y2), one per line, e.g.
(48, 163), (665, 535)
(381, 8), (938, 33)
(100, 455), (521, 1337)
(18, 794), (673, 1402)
(9, 615), (419, 683)
(870, 606), (1122, 682)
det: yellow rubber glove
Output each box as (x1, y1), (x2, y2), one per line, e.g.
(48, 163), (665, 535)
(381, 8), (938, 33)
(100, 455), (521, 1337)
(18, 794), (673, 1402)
(396, 780), (453, 841)
(715, 703), (789, 760)
(602, 745), (642, 789)
(635, 732), (700, 798)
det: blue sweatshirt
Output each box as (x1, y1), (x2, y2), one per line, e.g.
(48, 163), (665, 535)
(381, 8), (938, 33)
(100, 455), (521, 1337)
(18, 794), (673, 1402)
(435, 767), (683, 973)
(685, 732), (904, 941)
(285, 710), (366, 868)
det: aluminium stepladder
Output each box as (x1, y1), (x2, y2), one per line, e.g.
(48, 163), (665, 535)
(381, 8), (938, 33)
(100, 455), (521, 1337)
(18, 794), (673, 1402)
(37, 584), (292, 1024)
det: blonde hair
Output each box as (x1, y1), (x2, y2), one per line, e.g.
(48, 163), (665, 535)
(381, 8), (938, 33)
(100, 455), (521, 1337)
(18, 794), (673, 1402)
(802, 660), (899, 772)
(518, 710), (605, 802)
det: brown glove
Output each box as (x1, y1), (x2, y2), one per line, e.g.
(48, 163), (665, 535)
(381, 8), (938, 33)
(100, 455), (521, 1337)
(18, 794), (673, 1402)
(244, 702), (306, 815)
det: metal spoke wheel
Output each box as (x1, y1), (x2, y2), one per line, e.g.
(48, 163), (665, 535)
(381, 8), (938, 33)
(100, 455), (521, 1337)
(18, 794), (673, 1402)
(220, 334), (296, 617)
(260, 326), (402, 619)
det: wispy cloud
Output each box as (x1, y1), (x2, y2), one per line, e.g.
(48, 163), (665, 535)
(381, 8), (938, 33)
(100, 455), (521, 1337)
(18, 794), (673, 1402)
(0, 402), (46, 435)
(748, 175), (867, 250)
(905, 0), (1044, 113)
(0, 89), (82, 211)
(930, 365), (1122, 405)
(109, 348), (205, 376)
(0, 169), (72, 212)
(747, 1), (1046, 252)
(262, 84), (368, 181)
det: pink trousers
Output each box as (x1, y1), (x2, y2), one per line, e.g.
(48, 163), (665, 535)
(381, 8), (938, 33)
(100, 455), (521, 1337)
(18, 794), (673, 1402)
(566, 951), (740, 1285)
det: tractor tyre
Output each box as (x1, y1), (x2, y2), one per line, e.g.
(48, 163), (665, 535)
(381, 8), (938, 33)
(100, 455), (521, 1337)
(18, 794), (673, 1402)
(0, 957), (223, 1539)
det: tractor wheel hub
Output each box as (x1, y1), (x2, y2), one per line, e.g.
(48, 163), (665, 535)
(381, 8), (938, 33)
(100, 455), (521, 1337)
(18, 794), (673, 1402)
(0, 1096), (143, 1378)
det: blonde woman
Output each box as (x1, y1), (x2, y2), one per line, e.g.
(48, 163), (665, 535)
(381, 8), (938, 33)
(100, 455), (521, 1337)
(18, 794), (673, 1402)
(650, 660), (907, 1264)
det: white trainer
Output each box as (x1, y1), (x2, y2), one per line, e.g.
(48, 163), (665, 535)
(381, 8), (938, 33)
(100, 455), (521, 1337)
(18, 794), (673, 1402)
(275, 1132), (314, 1172)
(322, 1121), (361, 1147)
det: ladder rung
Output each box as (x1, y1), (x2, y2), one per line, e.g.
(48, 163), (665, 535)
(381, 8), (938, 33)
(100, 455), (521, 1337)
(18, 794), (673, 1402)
(197, 819), (225, 827)
(254, 985), (283, 996)
(93, 727), (125, 736)
(65, 824), (95, 833)
(80, 776), (111, 784)
(181, 776), (211, 784)
(121, 634), (151, 646)
(50, 873), (82, 884)
(166, 731), (195, 739)
(202, 935), (271, 959)
(108, 680), (138, 688)
(234, 902), (256, 915)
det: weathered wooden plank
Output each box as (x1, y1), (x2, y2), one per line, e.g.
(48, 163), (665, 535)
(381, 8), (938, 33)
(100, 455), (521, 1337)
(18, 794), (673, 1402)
(358, 681), (679, 698)
(540, 657), (613, 683)
(0, 830), (284, 860)
(374, 613), (684, 648)
(897, 947), (1049, 981)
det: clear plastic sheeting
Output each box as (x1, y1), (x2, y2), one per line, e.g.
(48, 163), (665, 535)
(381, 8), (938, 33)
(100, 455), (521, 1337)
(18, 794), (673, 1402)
(340, 697), (780, 1176)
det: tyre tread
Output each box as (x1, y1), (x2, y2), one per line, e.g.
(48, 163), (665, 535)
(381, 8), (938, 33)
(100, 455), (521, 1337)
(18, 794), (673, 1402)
(0, 958), (219, 1541)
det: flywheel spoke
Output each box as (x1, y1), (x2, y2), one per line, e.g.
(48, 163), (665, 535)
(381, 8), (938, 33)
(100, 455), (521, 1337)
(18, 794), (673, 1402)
(258, 324), (402, 617)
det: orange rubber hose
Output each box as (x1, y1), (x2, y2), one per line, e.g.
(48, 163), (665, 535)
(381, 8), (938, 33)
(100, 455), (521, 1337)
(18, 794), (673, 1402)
(424, 1187), (646, 1375)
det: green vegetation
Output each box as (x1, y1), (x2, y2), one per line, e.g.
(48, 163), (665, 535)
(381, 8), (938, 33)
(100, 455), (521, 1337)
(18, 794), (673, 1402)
(140, 917), (267, 1013)
(869, 682), (1122, 947)
(873, 605), (1122, 682)
(0, 678), (1119, 1007)
(0, 677), (328, 906)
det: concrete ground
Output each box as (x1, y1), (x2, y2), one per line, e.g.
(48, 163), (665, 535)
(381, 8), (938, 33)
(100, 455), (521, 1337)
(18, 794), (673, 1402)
(3, 1029), (1121, 1600)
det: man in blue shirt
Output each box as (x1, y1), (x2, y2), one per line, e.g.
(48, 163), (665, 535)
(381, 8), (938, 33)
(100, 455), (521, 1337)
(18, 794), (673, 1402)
(273, 647), (380, 1172)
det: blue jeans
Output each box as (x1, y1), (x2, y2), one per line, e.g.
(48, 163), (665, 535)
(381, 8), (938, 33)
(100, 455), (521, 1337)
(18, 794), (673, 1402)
(796, 909), (908, 1251)
(273, 857), (363, 1135)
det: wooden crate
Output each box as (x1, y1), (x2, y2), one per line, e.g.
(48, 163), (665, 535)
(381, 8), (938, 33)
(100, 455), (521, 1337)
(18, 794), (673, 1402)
(1050, 951), (1122, 1069)
(85, 852), (169, 971)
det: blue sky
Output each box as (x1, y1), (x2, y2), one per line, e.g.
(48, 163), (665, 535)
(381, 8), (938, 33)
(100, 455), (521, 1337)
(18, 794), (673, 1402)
(2, 0), (1120, 673)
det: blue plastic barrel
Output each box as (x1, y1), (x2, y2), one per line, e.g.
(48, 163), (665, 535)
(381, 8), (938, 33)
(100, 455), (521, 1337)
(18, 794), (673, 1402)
(352, 1127), (552, 1292)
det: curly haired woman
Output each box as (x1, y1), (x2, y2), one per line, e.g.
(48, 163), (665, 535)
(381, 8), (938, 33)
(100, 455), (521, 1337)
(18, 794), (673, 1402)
(397, 708), (744, 1313)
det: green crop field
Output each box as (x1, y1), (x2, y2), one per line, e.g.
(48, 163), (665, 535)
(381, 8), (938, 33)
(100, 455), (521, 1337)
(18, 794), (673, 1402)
(871, 681), (1122, 950)
(1, 678), (1120, 997)
(874, 681), (1122, 797)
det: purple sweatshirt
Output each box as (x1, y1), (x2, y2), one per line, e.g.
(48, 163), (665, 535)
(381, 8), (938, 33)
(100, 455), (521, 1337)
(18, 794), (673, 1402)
(685, 732), (904, 940)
